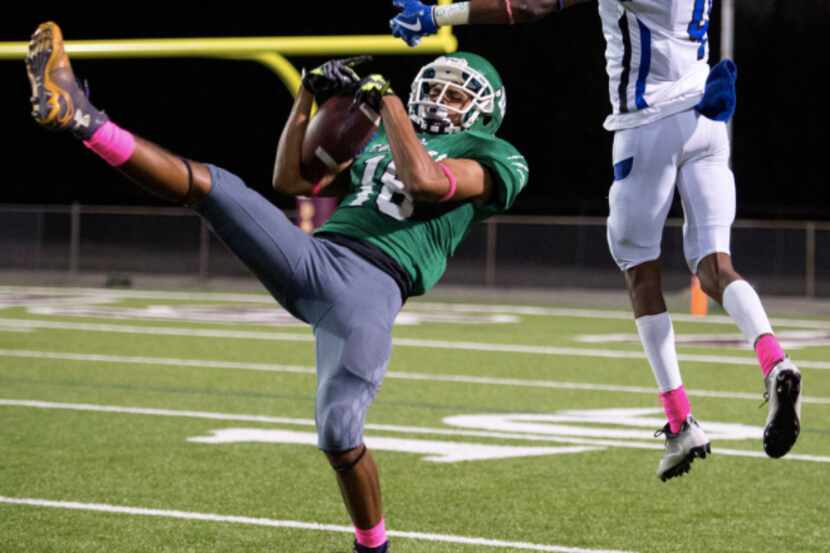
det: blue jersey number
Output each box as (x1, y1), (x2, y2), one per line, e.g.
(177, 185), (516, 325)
(688, 0), (712, 60)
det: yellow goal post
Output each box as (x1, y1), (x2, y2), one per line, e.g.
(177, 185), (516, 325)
(0, 2), (457, 97)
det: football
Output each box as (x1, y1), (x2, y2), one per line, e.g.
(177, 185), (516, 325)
(300, 95), (381, 183)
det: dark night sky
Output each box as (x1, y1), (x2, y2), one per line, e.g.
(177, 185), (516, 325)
(1, 2), (828, 218)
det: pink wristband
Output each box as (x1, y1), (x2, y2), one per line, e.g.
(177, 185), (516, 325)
(438, 162), (457, 202)
(310, 181), (323, 197)
(504, 0), (515, 24)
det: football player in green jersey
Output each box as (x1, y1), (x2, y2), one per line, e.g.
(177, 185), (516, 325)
(27, 21), (528, 553)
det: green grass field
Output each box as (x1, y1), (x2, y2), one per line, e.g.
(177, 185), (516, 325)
(1, 284), (827, 553)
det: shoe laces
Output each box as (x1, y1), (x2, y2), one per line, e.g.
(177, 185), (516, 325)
(654, 423), (671, 439)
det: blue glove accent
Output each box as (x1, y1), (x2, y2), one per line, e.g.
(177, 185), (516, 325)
(695, 59), (738, 122)
(390, 0), (438, 48)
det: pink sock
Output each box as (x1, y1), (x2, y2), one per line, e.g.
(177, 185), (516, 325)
(355, 518), (387, 549)
(660, 385), (691, 434)
(83, 121), (136, 167)
(755, 334), (785, 378)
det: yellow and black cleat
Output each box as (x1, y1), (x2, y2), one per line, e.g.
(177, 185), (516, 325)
(26, 21), (107, 139)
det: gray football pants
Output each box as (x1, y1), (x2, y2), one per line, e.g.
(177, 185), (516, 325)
(193, 165), (402, 452)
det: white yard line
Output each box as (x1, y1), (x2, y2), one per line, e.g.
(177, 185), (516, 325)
(413, 302), (830, 330)
(0, 496), (633, 553)
(0, 349), (316, 377)
(1, 317), (829, 369)
(3, 285), (830, 329)
(0, 318), (314, 342)
(0, 286), (275, 304)
(391, 337), (830, 369)
(1, 349), (828, 405)
(1, 399), (828, 463)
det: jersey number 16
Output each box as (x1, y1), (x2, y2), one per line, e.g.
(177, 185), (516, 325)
(351, 155), (414, 221)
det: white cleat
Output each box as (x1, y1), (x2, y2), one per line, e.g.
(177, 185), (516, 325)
(763, 358), (802, 458)
(655, 415), (711, 482)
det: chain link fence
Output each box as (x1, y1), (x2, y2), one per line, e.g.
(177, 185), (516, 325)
(2, 205), (827, 296)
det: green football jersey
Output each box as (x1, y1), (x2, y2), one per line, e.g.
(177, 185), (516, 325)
(316, 126), (529, 296)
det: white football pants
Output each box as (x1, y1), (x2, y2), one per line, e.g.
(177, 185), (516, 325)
(606, 109), (736, 273)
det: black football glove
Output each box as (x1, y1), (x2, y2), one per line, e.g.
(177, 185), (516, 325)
(302, 56), (372, 105)
(353, 74), (395, 112)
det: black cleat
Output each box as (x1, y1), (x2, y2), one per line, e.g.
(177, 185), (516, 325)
(658, 442), (711, 482)
(655, 415), (712, 482)
(763, 359), (802, 459)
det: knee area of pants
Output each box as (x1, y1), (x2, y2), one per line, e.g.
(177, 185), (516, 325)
(316, 401), (366, 452)
(614, 253), (662, 274)
(608, 235), (660, 273)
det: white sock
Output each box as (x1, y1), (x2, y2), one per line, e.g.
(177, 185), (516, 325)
(635, 312), (683, 392)
(722, 280), (774, 347)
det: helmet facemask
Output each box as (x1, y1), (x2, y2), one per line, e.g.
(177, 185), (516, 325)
(408, 57), (496, 134)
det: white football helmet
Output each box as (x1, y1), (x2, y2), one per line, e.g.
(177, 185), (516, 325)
(407, 51), (506, 135)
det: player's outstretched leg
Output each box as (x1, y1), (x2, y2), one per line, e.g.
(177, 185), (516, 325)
(26, 21), (211, 205)
(696, 253), (802, 458)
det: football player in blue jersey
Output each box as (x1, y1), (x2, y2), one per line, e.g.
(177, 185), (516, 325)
(391, 0), (802, 482)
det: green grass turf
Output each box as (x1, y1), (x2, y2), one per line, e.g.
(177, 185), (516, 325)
(1, 286), (828, 553)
